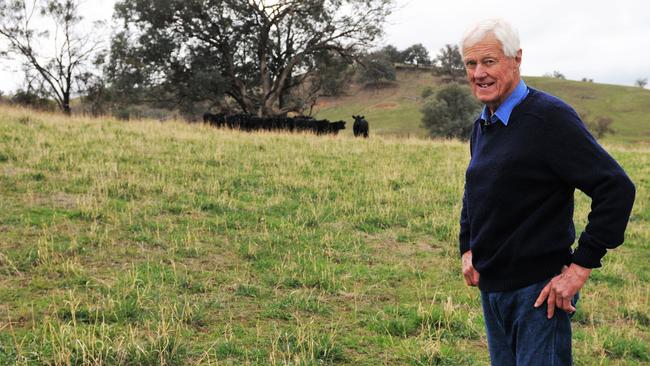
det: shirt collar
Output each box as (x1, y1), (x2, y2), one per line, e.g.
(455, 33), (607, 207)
(479, 79), (529, 126)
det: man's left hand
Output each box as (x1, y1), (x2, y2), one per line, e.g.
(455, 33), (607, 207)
(534, 264), (592, 319)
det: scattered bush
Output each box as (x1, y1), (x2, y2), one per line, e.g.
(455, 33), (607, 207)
(552, 70), (566, 79)
(421, 83), (481, 139)
(579, 110), (615, 139)
(421, 86), (435, 99)
(10, 89), (56, 111)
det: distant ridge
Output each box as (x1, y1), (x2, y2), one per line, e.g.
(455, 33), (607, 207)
(315, 70), (650, 143)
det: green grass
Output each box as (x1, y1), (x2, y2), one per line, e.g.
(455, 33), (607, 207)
(0, 105), (648, 365)
(315, 71), (650, 144)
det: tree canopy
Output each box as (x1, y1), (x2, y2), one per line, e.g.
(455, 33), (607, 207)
(357, 49), (396, 86)
(401, 43), (430, 67)
(110, 0), (393, 117)
(378, 44), (403, 64)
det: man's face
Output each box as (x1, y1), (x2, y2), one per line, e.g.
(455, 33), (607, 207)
(463, 35), (522, 113)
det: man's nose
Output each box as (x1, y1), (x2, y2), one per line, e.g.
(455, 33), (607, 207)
(473, 64), (488, 79)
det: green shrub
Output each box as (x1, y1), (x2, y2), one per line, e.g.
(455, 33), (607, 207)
(420, 83), (480, 139)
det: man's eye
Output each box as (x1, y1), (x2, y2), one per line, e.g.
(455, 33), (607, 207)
(466, 61), (476, 67)
(485, 59), (495, 65)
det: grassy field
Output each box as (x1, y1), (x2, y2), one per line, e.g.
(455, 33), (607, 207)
(315, 71), (650, 144)
(0, 105), (648, 365)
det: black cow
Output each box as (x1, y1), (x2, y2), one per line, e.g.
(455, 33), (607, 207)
(200, 113), (346, 136)
(328, 120), (346, 135)
(203, 112), (226, 127)
(352, 115), (369, 138)
(314, 119), (332, 135)
(293, 116), (316, 133)
(226, 113), (250, 129)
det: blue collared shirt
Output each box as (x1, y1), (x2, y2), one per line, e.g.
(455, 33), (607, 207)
(479, 80), (529, 126)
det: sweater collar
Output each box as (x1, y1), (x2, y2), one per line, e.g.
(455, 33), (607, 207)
(479, 79), (529, 126)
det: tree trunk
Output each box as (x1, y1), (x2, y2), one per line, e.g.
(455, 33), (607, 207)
(63, 71), (72, 115)
(63, 93), (71, 115)
(278, 74), (292, 111)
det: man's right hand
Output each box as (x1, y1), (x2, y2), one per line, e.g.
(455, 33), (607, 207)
(462, 250), (480, 286)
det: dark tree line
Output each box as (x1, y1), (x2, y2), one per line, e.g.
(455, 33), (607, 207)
(106, 0), (393, 117)
(1, 0), (394, 117)
(357, 43), (465, 86)
(373, 43), (430, 67)
(1, 0), (469, 122)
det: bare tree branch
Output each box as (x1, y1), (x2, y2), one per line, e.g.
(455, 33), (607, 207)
(0, 0), (104, 114)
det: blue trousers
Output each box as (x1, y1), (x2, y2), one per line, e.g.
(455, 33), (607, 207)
(480, 279), (579, 366)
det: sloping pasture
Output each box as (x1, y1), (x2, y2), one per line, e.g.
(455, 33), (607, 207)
(0, 106), (648, 365)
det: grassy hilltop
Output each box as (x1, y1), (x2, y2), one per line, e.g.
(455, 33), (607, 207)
(315, 71), (650, 144)
(0, 105), (648, 365)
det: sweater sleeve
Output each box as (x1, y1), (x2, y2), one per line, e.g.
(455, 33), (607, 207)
(459, 124), (477, 256)
(459, 188), (471, 256)
(544, 106), (636, 268)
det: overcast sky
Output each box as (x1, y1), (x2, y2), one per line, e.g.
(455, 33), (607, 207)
(1, 0), (649, 93)
(382, 0), (650, 87)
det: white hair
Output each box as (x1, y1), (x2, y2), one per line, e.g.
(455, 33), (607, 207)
(460, 19), (520, 57)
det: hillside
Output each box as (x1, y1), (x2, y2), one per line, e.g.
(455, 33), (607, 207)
(315, 71), (650, 144)
(0, 105), (648, 364)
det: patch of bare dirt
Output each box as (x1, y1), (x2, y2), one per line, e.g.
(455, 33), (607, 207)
(373, 102), (398, 110)
(365, 233), (441, 258)
(1, 167), (31, 176)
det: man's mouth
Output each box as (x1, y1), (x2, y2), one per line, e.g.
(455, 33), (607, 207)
(477, 82), (495, 89)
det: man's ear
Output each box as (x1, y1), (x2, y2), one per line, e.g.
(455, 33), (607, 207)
(514, 49), (522, 67)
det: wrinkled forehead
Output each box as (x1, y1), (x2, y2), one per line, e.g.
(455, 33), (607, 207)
(463, 33), (503, 52)
(462, 35), (505, 58)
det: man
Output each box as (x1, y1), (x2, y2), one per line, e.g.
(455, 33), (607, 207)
(458, 19), (635, 365)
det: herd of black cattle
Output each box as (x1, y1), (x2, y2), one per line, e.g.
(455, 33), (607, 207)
(202, 112), (369, 137)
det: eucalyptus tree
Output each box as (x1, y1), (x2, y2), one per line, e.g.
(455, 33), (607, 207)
(357, 50), (395, 86)
(433, 44), (465, 82)
(379, 44), (404, 64)
(401, 43), (431, 67)
(0, 0), (104, 114)
(110, 0), (392, 116)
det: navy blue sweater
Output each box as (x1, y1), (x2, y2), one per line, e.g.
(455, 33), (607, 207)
(459, 88), (636, 292)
